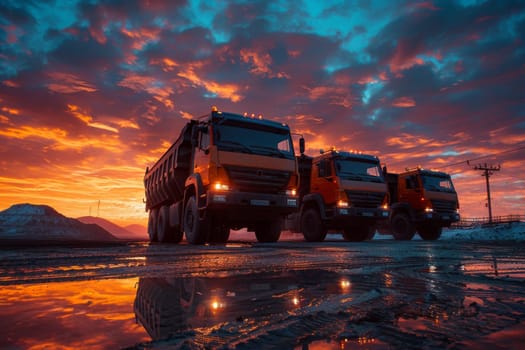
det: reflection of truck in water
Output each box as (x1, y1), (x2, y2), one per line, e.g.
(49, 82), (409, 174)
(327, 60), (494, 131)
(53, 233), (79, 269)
(133, 270), (353, 341)
(143, 107), (299, 244)
(133, 265), (468, 348)
(285, 149), (389, 242)
(382, 167), (460, 240)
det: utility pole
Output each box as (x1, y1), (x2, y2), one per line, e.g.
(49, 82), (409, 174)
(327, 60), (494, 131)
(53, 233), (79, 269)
(472, 163), (501, 223)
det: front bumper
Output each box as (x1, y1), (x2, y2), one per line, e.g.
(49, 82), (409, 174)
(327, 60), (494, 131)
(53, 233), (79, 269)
(415, 211), (460, 224)
(204, 190), (298, 220)
(328, 207), (389, 227)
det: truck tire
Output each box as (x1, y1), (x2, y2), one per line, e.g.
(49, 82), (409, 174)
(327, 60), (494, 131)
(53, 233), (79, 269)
(147, 209), (158, 242)
(418, 224), (442, 240)
(255, 219), (281, 243)
(183, 196), (207, 244)
(157, 206), (183, 243)
(157, 206), (169, 243)
(391, 213), (416, 240)
(300, 208), (327, 242)
(342, 225), (374, 242)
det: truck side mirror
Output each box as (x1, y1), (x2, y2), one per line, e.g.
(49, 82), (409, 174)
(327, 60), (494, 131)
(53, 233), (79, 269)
(299, 137), (305, 155)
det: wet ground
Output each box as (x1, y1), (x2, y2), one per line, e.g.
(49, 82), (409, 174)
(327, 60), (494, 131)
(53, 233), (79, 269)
(1, 233), (525, 349)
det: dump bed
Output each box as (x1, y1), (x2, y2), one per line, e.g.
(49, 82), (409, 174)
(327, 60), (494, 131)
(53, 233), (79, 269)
(144, 120), (197, 210)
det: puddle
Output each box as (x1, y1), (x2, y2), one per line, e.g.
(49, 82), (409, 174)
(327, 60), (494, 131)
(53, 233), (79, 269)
(2, 266), (525, 349)
(133, 270), (357, 341)
(0, 278), (149, 349)
(461, 258), (525, 278)
(296, 337), (389, 349)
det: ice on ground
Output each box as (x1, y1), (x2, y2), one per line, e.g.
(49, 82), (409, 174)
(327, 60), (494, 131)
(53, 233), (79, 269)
(440, 222), (525, 241)
(324, 222), (525, 241)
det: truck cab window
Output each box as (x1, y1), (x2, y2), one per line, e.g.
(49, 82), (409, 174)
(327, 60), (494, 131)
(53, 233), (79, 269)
(277, 139), (291, 152)
(317, 159), (332, 177)
(405, 176), (417, 189)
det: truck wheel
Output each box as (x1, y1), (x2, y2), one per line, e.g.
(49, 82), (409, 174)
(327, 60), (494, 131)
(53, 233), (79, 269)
(157, 206), (170, 243)
(342, 225), (374, 242)
(157, 207), (184, 243)
(301, 208), (327, 242)
(418, 225), (442, 240)
(183, 196), (207, 244)
(255, 219), (281, 243)
(391, 213), (415, 240)
(147, 209), (158, 242)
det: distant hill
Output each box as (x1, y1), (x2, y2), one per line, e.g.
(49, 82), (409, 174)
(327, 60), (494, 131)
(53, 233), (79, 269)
(124, 223), (147, 239)
(77, 216), (147, 241)
(0, 203), (118, 243)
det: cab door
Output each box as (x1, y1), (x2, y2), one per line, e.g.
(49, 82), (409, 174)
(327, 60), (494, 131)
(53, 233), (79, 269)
(311, 158), (338, 206)
(193, 127), (211, 186)
(399, 174), (424, 211)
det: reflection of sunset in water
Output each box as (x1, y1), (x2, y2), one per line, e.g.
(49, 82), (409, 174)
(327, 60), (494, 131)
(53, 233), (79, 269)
(0, 278), (149, 349)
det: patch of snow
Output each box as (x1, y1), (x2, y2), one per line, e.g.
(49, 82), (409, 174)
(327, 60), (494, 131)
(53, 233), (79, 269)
(440, 222), (525, 241)
(327, 222), (525, 241)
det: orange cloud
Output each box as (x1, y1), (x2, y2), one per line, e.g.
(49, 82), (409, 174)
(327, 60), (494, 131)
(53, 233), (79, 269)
(115, 119), (139, 129)
(47, 72), (97, 93)
(240, 48), (290, 79)
(1, 106), (20, 115)
(121, 27), (161, 50)
(489, 127), (525, 145)
(179, 110), (194, 120)
(0, 125), (68, 140)
(389, 40), (424, 74)
(303, 86), (353, 108)
(118, 74), (174, 109)
(177, 64), (243, 102)
(67, 104), (119, 133)
(392, 96), (416, 107)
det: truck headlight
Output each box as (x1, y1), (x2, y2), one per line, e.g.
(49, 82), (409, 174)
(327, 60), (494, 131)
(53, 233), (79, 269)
(214, 182), (230, 191)
(337, 200), (349, 208)
(286, 189), (297, 196)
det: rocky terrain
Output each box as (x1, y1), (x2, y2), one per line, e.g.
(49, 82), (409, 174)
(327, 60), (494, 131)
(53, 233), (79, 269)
(0, 203), (118, 243)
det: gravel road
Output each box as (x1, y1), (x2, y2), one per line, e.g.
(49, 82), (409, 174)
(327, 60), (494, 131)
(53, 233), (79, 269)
(1, 236), (525, 349)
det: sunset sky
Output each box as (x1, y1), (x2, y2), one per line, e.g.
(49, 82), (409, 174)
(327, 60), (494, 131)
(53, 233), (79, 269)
(1, 0), (524, 226)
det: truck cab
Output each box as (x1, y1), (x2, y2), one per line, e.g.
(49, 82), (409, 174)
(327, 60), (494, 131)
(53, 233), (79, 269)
(385, 167), (460, 240)
(288, 149), (389, 241)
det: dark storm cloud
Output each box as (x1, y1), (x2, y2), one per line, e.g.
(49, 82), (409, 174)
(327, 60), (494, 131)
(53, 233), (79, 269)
(50, 33), (122, 68)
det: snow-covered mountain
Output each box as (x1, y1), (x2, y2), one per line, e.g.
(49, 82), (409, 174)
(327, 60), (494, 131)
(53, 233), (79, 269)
(77, 216), (147, 240)
(0, 203), (118, 243)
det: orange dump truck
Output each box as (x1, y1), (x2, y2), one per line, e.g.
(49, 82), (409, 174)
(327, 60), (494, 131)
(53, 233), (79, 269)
(383, 167), (460, 240)
(286, 149), (389, 241)
(144, 107), (299, 244)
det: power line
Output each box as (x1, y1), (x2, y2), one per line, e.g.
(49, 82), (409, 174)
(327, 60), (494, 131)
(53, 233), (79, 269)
(435, 144), (525, 170)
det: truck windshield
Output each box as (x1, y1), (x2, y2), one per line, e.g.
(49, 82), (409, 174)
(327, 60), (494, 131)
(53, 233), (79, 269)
(213, 123), (294, 160)
(421, 174), (455, 193)
(335, 159), (384, 182)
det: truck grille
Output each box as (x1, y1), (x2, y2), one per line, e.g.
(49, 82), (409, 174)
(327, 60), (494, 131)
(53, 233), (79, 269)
(226, 166), (291, 193)
(345, 190), (384, 208)
(431, 199), (457, 213)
